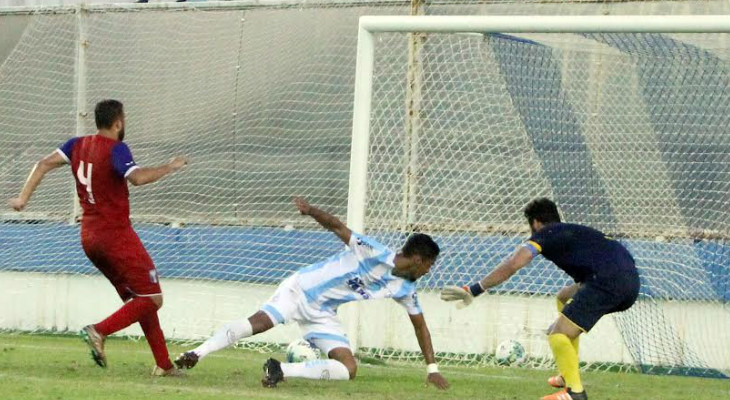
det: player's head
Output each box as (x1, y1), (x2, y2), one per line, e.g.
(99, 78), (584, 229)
(524, 197), (561, 233)
(400, 233), (440, 280)
(95, 99), (125, 141)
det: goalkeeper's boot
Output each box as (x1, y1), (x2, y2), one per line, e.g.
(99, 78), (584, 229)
(174, 351), (199, 369)
(152, 365), (186, 377)
(262, 358), (284, 388)
(80, 325), (107, 368)
(548, 374), (566, 388)
(541, 388), (588, 400)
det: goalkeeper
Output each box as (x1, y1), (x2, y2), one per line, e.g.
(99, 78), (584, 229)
(441, 198), (640, 400)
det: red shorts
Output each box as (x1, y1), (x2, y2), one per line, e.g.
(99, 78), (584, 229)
(81, 226), (161, 301)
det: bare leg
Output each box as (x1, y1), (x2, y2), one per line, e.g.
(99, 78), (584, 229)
(557, 283), (581, 311)
(327, 347), (358, 380)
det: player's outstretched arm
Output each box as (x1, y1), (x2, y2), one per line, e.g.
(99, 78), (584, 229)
(441, 246), (534, 308)
(127, 156), (187, 186)
(408, 313), (449, 390)
(293, 196), (351, 244)
(9, 151), (67, 212)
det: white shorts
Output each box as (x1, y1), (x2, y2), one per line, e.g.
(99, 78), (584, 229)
(261, 275), (351, 355)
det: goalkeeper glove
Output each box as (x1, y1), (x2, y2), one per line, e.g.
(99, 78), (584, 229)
(440, 282), (485, 309)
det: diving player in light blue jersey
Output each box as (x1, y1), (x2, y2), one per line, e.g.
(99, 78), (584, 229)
(175, 197), (449, 390)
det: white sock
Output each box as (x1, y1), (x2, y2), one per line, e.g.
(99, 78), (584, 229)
(193, 319), (253, 359)
(280, 359), (350, 381)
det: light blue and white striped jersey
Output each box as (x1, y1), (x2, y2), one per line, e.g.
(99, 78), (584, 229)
(294, 233), (422, 315)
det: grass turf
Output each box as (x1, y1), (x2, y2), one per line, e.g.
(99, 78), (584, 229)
(0, 333), (727, 400)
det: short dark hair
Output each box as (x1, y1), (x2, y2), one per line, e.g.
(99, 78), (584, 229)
(402, 233), (440, 261)
(95, 99), (124, 129)
(524, 197), (561, 225)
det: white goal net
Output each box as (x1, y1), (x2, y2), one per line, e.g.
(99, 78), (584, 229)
(357, 15), (730, 377)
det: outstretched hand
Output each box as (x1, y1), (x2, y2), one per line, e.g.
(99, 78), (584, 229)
(293, 196), (311, 215)
(440, 286), (474, 309)
(426, 372), (450, 390)
(8, 197), (26, 212)
(168, 156), (188, 171)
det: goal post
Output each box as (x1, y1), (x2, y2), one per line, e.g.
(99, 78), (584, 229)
(351, 15), (730, 377)
(358, 15), (730, 33)
(349, 14), (730, 229)
(351, 14), (730, 238)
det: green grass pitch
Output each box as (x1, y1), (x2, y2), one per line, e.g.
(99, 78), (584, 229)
(0, 333), (727, 400)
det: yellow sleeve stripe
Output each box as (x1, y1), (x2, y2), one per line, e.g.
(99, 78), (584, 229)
(527, 240), (542, 253)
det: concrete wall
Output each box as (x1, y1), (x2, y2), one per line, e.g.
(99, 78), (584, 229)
(2, 271), (729, 371)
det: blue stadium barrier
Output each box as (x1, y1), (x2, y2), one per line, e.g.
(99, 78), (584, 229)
(1, 223), (728, 302)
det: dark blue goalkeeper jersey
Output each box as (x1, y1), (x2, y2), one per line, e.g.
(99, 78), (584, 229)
(524, 223), (636, 283)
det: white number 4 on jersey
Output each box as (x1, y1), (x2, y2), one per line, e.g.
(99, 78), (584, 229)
(76, 161), (96, 204)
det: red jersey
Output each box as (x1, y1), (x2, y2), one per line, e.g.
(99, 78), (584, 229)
(58, 135), (139, 231)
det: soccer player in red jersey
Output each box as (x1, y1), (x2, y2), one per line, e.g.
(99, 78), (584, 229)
(9, 99), (188, 376)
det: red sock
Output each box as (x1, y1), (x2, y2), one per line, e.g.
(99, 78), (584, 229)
(139, 311), (173, 370)
(94, 297), (157, 336)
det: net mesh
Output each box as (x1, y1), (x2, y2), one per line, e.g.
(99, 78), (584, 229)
(0, 0), (728, 377)
(364, 29), (730, 375)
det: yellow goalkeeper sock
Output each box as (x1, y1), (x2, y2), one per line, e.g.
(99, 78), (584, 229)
(548, 333), (584, 393)
(571, 336), (580, 355)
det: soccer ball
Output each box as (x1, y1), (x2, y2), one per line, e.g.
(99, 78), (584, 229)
(495, 339), (527, 366)
(286, 339), (320, 363)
